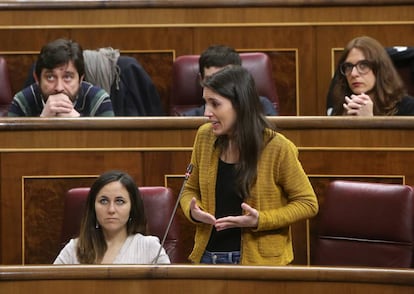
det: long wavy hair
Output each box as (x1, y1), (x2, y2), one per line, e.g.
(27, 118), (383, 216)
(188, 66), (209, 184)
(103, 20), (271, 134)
(331, 36), (406, 115)
(76, 170), (146, 264)
(201, 65), (274, 199)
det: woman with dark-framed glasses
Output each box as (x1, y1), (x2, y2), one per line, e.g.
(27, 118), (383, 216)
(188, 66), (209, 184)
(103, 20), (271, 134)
(328, 36), (414, 116)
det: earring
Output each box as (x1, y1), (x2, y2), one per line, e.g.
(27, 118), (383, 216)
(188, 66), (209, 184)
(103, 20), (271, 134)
(95, 222), (100, 229)
(128, 217), (132, 223)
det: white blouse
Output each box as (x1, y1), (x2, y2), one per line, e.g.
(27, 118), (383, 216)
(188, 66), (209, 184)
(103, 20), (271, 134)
(53, 233), (171, 264)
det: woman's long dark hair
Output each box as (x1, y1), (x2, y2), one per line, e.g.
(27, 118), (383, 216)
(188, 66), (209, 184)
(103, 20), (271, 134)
(331, 36), (406, 115)
(201, 65), (274, 199)
(76, 170), (146, 264)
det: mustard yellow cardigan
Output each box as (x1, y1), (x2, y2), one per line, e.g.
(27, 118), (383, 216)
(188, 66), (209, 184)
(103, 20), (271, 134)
(180, 123), (319, 265)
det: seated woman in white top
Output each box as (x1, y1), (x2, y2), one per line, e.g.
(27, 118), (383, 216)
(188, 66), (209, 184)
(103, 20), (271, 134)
(54, 170), (170, 264)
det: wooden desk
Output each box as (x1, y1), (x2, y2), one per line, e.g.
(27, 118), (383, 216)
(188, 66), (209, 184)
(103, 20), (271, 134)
(1, 265), (414, 294)
(0, 1), (413, 116)
(1, 116), (414, 265)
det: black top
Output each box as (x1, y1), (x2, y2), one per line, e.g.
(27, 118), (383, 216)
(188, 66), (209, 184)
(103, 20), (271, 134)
(327, 93), (414, 116)
(206, 159), (242, 252)
(396, 95), (414, 115)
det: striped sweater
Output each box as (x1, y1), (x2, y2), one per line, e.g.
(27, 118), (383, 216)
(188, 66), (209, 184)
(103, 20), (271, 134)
(8, 81), (114, 117)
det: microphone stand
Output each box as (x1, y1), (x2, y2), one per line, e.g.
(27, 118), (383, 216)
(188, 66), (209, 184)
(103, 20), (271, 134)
(152, 163), (193, 264)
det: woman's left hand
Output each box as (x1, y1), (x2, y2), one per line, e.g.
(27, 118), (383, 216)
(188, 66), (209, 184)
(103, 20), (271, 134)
(343, 93), (374, 116)
(214, 203), (259, 231)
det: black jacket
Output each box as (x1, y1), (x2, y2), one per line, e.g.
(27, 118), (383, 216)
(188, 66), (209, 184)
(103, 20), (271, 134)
(110, 56), (164, 116)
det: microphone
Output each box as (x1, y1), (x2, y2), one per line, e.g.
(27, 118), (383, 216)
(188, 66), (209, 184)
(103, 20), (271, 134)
(153, 163), (193, 264)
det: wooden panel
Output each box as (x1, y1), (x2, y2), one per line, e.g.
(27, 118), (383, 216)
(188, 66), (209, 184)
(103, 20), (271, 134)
(1, 150), (144, 264)
(0, 0), (412, 270)
(0, 117), (413, 265)
(1, 0), (413, 10)
(0, 4), (413, 115)
(0, 5), (413, 25)
(192, 26), (313, 115)
(24, 177), (97, 264)
(1, 265), (414, 294)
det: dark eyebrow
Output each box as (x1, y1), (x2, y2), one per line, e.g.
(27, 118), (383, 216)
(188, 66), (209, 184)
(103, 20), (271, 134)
(63, 71), (76, 76)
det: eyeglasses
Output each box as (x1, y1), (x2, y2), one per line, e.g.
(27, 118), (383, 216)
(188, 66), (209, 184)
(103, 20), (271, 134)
(339, 60), (373, 76)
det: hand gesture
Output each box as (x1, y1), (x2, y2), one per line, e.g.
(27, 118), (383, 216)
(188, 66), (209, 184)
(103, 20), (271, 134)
(343, 93), (374, 116)
(41, 93), (80, 117)
(189, 197), (216, 225)
(56, 108), (80, 117)
(215, 203), (259, 231)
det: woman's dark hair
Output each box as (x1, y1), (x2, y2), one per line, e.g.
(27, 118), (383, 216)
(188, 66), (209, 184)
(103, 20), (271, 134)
(35, 38), (85, 80)
(201, 65), (274, 199)
(331, 36), (406, 115)
(76, 170), (146, 264)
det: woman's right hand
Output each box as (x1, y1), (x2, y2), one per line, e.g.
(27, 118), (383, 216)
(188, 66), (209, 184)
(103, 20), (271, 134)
(343, 93), (374, 116)
(190, 197), (216, 225)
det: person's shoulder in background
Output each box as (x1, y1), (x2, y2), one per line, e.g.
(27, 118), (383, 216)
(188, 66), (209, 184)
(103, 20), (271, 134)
(259, 96), (278, 116)
(181, 96), (278, 116)
(181, 105), (206, 116)
(396, 95), (414, 115)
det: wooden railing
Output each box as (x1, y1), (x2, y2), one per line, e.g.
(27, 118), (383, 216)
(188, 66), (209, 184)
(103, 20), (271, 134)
(0, 116), (414, 265)
(0, 0), (412, 9)
(0, 2), (412, 116)
(1, 265), (414, 293)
